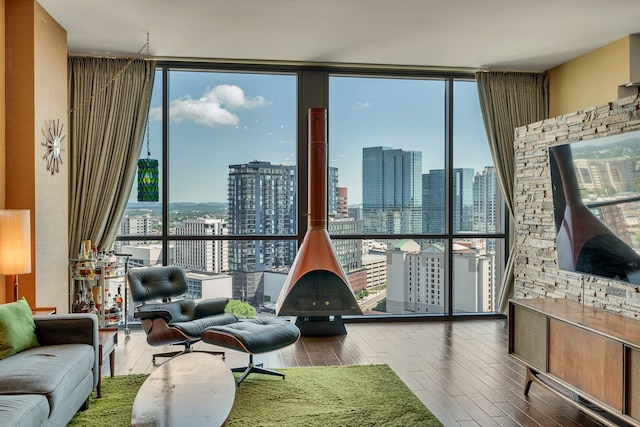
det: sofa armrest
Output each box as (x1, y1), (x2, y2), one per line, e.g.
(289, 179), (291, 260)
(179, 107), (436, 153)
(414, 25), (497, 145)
(34, 314), (98, 347)
(33, 313), (100, 389)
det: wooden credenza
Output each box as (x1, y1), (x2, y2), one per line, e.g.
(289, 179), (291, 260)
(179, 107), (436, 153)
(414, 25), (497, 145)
(509, 298), (640, 426)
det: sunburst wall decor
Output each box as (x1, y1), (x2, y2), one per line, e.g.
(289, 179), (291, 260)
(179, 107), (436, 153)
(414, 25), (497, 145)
(43, 119), (65, 175)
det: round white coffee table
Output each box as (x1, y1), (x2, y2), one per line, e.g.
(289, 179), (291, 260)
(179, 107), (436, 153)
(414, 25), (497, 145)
(131, 352), (235, 427)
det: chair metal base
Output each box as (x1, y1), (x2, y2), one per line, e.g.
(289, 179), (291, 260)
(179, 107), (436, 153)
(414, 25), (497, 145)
(232, 354), (284, 385)
(152, 343), (225, 364)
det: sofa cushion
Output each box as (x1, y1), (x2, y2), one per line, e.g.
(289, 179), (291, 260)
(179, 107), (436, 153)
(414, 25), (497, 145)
(0, 298), (40, 359)
(0, 394), (49, 427)
(0, 343), (94, 416)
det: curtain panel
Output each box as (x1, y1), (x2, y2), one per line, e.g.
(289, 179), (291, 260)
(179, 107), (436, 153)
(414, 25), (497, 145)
(68, 57), (155, 258)
(476, 71), (549, 314)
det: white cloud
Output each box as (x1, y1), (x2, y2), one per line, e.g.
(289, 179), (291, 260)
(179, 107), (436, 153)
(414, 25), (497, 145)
(353, 101), (371, 110)
(149, 85), (270, 127)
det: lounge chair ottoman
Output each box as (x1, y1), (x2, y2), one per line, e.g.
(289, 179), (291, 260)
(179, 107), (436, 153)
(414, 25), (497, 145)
(201, 317), (300, 385)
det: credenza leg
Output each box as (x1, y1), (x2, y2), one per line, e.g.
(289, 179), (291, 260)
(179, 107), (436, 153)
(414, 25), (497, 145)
(524, 367), (536, 395)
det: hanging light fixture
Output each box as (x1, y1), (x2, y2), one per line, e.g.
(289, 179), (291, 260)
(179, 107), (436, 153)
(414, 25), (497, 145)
(137, 158), (159, 202)
(137, 34), (159, 202)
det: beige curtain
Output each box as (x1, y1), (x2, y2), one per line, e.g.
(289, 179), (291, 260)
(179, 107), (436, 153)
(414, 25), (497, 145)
(68, 57), (155, 258)
(476, 71), (548, 313)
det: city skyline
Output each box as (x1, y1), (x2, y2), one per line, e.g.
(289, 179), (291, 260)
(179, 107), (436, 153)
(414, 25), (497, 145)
(120, 69), (502, 315)
(137, 71), (493, 204)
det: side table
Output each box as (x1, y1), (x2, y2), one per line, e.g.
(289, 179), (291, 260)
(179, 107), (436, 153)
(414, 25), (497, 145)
(97, 328), (118, 398)
(31, 307), (57, 315)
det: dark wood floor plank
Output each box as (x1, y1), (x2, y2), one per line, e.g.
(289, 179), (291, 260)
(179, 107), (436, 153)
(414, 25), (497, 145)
(111, 318), (620, 427)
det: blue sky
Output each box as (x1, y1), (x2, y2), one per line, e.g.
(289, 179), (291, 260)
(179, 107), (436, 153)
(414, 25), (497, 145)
(141, 71), (491, 204)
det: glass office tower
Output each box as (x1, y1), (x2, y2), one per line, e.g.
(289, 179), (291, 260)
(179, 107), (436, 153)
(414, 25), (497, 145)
(362, 146), (422, 234)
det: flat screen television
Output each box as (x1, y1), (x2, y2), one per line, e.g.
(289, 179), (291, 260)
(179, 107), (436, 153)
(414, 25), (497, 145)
(549, 131), (640, 285)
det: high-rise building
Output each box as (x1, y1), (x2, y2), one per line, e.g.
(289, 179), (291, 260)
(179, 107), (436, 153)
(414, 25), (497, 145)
(574, 157), (635, 196)
(422, 171), (444, 234)
(385, 239), (494, 314)
(184, 271), (233, 300)
(227, 160), (297, 305)
(452, 241), (495, 313)
(386, 239), (444, 314)
(422, 168), (474, 233)
(362, 146), (422, 234)
(119, 243), (170, 268)
(362, 253), (386, 288)
(120, 214), (154, 235)
(116, 214), (156, 251)
(174, 218), (228, 273)
(337, 187), (348, 218)
(473, 166), (497, 233)
(329, 166), (339, 216)
(348, 206), (362, 220)
(328, 217), (363, 271)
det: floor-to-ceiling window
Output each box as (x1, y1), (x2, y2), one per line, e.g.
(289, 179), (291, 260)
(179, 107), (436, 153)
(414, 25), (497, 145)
(116, 64), (505, 318)
(328, 75), (504, 315)
(116, 67), (298, 311)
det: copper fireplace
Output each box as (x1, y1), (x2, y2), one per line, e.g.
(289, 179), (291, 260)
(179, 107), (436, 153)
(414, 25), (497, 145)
(276, 108), (362, 335)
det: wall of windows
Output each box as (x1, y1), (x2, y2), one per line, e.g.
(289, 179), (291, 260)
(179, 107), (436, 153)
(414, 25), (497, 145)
(116, 64), (505, 318)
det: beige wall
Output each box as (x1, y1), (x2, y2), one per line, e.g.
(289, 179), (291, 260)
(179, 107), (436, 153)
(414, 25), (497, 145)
(33, 2), (69, 311)
(548, 36), (631, 117)
(4, 0), (68, 309)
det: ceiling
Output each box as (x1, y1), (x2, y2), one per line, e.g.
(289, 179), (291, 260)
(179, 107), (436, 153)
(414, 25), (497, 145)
(38, 0), (640, 72)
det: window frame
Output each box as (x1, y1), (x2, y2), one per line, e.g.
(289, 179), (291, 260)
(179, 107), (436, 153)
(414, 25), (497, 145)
(116, 61), (507, 321)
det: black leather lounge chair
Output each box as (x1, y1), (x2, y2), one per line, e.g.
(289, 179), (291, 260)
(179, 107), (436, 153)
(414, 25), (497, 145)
(127, 265), (238, 363)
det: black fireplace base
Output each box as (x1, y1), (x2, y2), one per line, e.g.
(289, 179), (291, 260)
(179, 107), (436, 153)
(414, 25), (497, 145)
(295, 315), (347, 336)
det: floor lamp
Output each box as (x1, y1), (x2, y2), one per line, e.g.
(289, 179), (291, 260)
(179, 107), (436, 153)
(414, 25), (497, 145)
(0, 210), (32, 302)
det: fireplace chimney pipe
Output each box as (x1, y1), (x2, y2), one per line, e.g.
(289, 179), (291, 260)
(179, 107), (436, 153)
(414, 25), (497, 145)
(276, 108), (363, 335)
(308, 108), (327, 230)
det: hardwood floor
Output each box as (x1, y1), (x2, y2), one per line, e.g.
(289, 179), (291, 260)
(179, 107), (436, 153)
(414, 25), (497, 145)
(110, 318), (607, 427)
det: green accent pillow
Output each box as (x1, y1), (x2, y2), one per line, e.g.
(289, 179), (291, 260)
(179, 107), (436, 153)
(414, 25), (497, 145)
(0, 298), (40, 359)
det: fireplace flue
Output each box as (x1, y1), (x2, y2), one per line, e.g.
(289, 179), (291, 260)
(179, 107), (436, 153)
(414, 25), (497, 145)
(276, 108), (363, 335)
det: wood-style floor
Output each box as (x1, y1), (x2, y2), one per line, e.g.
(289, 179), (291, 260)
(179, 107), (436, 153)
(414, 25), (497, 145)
(110, 318), (607, 427)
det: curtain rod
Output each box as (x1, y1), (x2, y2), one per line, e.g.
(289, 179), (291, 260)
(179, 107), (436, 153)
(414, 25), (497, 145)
(67, 53), (546, 74)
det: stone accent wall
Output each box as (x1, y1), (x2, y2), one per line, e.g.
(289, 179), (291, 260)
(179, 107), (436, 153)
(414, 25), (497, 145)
(514, 94), (640, 317)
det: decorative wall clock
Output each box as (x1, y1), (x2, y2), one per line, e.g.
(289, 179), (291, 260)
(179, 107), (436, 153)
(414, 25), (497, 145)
(43, 119), (65, 175)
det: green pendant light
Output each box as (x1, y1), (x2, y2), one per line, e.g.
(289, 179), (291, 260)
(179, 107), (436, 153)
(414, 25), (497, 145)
(137, 34), (159, 202)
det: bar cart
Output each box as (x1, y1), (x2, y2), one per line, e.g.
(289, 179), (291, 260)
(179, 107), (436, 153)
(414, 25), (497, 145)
(69, 253), (131, 334)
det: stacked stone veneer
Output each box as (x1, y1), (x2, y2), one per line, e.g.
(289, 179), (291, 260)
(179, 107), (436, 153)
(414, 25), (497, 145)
(514, 94), (640, 317)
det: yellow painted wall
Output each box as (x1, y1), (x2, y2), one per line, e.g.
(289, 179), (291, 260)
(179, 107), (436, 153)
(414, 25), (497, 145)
(3, 0), (34, 304)
(548, 36), (631, 117)
(0, 0), (5, 303)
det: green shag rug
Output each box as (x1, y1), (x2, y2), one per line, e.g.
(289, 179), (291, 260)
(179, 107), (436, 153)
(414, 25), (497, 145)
(68, 364), (442, 426)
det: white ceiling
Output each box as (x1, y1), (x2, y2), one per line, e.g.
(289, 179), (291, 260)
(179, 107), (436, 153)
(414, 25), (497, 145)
(38, 0), (640, 72)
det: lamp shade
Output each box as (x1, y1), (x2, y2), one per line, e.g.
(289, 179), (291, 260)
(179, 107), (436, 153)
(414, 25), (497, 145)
(0, 210), (31, 275)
